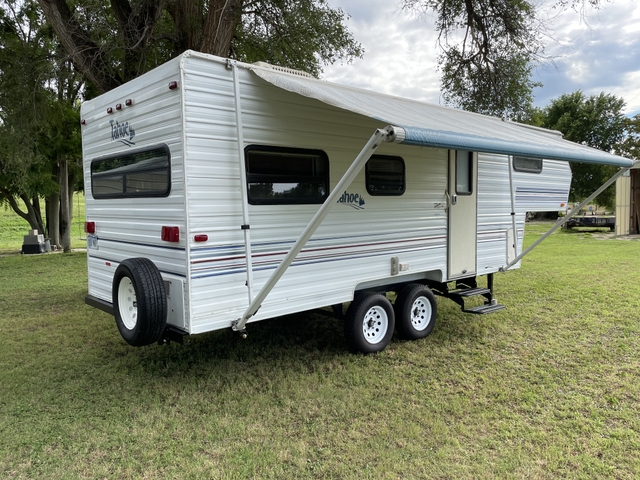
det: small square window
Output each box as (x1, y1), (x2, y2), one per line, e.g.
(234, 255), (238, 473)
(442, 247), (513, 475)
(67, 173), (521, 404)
(513, 156), (543, 174)
(366, 155), (405, 196)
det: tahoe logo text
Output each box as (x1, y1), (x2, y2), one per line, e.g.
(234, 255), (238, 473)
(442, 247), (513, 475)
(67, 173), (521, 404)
(337, 190), (365, 210)
(110, 120), (136, 147)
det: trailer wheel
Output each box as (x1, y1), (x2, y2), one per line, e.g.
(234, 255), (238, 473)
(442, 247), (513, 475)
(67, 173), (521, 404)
(112, 258), (167, 346)
(344, 293), (395, 354)
(394, 284), (437, 340)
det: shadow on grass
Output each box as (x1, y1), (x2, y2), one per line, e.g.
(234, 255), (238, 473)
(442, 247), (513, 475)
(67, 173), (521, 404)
(562, 227), (614, 235)
(106, 297), (490, 384)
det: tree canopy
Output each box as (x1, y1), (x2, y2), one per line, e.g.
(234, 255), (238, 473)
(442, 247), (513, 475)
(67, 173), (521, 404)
(539, 91), (628, 208)
(37, 0), (364, 94)
(0, 0), (82, 250)
(402, 0), (603, 118)
(0, 0), (362, 243)
(618, 114), (640, 161)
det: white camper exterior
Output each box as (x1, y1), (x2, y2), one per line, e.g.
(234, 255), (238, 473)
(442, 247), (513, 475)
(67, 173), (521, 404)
(81, 51), (631, 353)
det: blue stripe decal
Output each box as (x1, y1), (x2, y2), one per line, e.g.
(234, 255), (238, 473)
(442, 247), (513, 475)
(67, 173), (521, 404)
(515, 186), (569, 203)
(96, 237), (186, 251)
(190, 243), (444, 280)
(87, 254), (187, 278)
(189, 230), (421, 255)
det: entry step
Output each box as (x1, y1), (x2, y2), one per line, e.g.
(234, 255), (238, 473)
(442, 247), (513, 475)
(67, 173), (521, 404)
(449, 287), (490, 298)
(427, 274), (504, 315)
(464, 303), (506, 315)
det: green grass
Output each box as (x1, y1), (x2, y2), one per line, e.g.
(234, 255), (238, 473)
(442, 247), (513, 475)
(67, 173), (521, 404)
(1, 223), (639, 479)
(0, 194), (87, 254)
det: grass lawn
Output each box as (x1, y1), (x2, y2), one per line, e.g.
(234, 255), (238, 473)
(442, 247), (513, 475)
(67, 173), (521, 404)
(0, 195), (87, 254)
(0, 223), (639, 479)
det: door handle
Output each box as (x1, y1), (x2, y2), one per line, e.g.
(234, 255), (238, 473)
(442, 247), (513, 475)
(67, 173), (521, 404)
(445, 191), (457, 207)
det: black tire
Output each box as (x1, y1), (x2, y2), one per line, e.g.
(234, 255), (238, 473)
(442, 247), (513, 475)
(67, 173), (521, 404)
(394, 283), (437, 340)
(344, 293), (395, 354)
(112, 258), (167, 346)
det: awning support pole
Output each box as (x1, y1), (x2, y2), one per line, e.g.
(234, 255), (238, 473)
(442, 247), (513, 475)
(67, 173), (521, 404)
(501, 164), (633, 271)
(507, 155), (519, 259)
(232, 126), (400, 331)
(228, 59), (255, 303)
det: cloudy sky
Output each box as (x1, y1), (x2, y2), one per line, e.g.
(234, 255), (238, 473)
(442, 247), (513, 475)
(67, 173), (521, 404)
(322, 0), (640, 116)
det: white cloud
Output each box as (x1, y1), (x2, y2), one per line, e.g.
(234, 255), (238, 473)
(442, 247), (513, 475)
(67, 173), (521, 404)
(323, 0), (441, 104)
(324, 0), (640, 115)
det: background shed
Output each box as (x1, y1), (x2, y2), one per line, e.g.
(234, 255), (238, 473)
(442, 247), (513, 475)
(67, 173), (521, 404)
(616, 165), (640, 235)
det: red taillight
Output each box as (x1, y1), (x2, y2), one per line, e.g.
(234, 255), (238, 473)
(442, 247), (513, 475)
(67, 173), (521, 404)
(107, 107), (113, 114)
(161, 226), (179, 242)
(84, 221), (96, 234)
(125, 99), (133, 106)
(115, 103), (122, 110)
(194, 234), (208, 242)
(168, 81), (178, 90)
(81, 119), (86, 125)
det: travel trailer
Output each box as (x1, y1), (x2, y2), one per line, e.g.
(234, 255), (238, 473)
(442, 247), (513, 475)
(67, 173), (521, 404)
(81, 51), (634, 353)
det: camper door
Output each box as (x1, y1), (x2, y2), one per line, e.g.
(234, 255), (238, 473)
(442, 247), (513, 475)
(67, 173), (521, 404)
(448, 150), (477, 279)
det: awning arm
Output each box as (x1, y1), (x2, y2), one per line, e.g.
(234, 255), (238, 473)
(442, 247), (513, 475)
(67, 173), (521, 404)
(232, 125), (403, 331)
(507, 155), (519, 259)
(227, 59), (255, 304)
(500, 163), (635, 271)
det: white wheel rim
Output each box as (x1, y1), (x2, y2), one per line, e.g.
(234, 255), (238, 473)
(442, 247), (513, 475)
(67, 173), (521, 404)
(118, 277), (138, 330)
(410, 295), (432, 331)
(362, 306), (389, 344)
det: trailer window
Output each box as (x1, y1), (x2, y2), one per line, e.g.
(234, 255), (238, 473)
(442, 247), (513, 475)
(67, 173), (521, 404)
(366, 155), (405, 196)
(245, 146), (329, 205)
(455, 150), (473, 195)
(91, 145), (170, 199)
(513, 156), (543, 174)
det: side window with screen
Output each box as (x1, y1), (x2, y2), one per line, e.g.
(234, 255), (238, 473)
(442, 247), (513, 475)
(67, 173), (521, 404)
(245, 146), (329, 205)
(91, 145), (170, 199)
(366, 155), (405, 196)
(513, 156), (543, 174)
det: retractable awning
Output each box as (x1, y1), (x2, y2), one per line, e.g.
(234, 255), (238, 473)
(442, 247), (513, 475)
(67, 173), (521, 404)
(251, 66), (633, 168)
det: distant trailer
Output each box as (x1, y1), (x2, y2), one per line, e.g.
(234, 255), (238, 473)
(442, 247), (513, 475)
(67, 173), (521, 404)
(566, 215), (615, 231)
(80, 51), (635, 353)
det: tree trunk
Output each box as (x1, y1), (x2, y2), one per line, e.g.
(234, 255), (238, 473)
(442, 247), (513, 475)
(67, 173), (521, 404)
(37, 0), (123, 93)
(68, 171), (75, 222)
(0, 188), (44, 232)
(200, 0), (243, 56)
(33, 196), (43, 231)
(59, 158), (71, 252)
(46, 194), (60, 247)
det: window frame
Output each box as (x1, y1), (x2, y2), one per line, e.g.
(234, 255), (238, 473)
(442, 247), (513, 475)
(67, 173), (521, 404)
(244, 145), (330, 206)
(365, 155), (406, 196)
(512, 156), (543, 174)
(90, 144), (171, 199)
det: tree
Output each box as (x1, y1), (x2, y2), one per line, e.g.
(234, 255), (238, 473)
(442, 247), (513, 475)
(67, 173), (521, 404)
(0, 0), (55, 234)
(618, 114), (640, 161)
(540, 91), (627, 209)
(401, 0), (602, 118)
(37, 0), (364, 94)
(0, 0), (82, 251)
